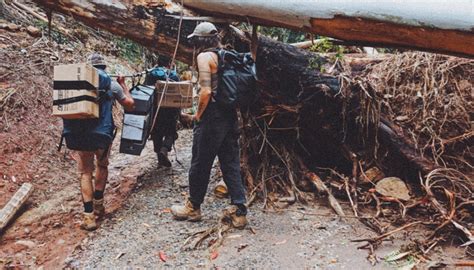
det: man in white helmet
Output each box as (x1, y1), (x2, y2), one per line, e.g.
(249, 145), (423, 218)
(76, 53), (134, 230)
(171, 22), (248, 229)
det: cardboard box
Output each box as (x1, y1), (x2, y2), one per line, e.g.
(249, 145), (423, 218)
(128, 85), (155, 115)
(119, 113), (151, 156)
(52, 89), (99, 119)
(156, 80), (193, 108)
(53, 63), (99, 90)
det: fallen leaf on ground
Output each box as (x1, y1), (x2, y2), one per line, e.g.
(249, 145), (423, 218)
(142, 223), (151, 228)
(162, 208), (171, 213)
(330, 259), (338, 263)
(210, 251), (218, 260)
(158, 251), (167, 262)
(249, 227), (256, 234)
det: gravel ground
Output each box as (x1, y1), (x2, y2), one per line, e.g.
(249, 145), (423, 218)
(66, 130), (402, 269)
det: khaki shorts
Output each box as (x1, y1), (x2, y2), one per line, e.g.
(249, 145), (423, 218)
(75, 149), (111, 174)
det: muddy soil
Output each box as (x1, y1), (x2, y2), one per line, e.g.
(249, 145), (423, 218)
(63, 130), (462, 269)
(0, 22), (139, 268)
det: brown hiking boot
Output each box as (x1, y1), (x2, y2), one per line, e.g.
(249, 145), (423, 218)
(171, 200), (202, 221)
(223, 205), (248, 229)
(93, 199), (105, 218)
(158, 147), (172, 167)
(214, 180), (228, 198)
(80, 212), (97, 231)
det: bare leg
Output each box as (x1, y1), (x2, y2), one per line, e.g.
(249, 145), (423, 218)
(94, 165), (108, 192)
(80, 172), (94, 202)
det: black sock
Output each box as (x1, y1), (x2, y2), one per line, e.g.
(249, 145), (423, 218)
(236, 204), (247, 216)
(84, 201), (93, 213)
(94, 190), (104, 200)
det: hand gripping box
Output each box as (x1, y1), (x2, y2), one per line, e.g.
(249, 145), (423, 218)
(155, 80), (193, 108)
(128, 85), (155, 115)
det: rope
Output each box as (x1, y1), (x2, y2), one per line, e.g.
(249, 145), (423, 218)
(149, 0), (185, 134)
(146, 0), (185, 166)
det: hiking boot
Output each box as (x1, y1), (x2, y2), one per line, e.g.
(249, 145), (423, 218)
(214, 180), (229, 198)
(93, 198), (105, 218)
(158, 147), (172, 167)
(223, 205), (248, 229)
(80, 212), (97, 231)
(171, 200), (202, 221)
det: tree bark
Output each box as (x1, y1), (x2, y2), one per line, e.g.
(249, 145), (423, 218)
(183, 0), (474, 58)
(32, 0), (438, 180)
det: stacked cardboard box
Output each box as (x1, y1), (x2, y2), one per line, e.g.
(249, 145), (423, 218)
(52, 63), (99, 119)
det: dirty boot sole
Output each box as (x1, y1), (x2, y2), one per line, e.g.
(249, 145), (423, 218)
(158, 152), (172, 167)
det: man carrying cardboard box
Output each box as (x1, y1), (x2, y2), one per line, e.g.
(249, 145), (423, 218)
(145, 55), (180, 167)
(71, 53), (135, 230)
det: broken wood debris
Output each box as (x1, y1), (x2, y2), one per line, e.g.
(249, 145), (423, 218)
(0, 183), (34, 232)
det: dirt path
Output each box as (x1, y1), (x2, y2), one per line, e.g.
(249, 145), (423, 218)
(64, 130), (398, 269)
(0, 136), (153, 268)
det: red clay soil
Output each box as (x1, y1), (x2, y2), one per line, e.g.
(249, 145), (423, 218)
(0, 27), (141, 268)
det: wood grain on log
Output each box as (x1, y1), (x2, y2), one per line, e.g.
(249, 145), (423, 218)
(183, 0), (474, 58)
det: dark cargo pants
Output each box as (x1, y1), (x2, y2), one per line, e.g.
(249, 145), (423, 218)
(188, 103), (247, 206)
(151, 108), (179, 152)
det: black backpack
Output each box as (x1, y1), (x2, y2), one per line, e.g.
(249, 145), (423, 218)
(211, 49), (257, 109)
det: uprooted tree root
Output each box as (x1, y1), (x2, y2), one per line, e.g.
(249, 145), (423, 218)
(365, 52), (473, 174)
(235, 52), (473, 258)
(182, 53), (472, 260)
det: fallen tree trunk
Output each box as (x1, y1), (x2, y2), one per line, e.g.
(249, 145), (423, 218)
(32, 0), (437, 179)
(183, 0), (474, 58)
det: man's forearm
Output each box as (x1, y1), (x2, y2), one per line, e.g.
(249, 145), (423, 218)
(195, 88), (211, 120)
(119, 82), (132, 99)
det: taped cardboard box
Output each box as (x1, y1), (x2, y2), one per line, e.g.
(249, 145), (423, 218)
(156, 80), (193, 108)
(53, 63), (99, 90)
(52, 89), (99, 119)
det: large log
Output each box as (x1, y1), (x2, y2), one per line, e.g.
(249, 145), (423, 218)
(32, 0), (437, 179)
(183, 0), (474, 58)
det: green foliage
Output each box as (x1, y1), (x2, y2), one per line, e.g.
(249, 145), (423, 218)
(309, 37), (342, 54)
(238, 24), (306, 43)
(309, 37), (345, 62)
(114, 37), (144, 65)
(259, 27), (306, 43)
(308, 56), (325, 72)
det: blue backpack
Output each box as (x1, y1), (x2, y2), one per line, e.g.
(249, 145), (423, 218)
(61, 69), (114, 151)
(144, 67), (179, 85)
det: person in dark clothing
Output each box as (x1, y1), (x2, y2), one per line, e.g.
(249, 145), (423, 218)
(145, 55), (180, 167)
(171, 22), (248, 229)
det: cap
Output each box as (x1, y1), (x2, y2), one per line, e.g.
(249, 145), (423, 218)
(187, 22), (218, 39)
(87, 53), (107, 67)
